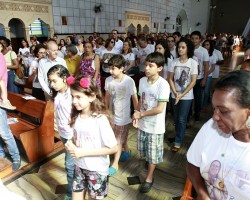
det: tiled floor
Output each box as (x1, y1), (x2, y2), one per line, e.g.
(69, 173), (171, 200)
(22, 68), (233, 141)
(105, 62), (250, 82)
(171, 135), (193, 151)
(3, 54), (235, 200)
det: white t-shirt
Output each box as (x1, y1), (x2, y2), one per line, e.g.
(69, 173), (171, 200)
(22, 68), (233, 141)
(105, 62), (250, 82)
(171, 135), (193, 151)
(138, 76), (170, 134)
(73, 114), (117, 175)
(18, 47), (30, 56)
(187, 119), (250, 200)
(94, 46), (105, 56)
(54, 88), (73, 139)
(100, 48), (119, 73)
(169, 58), (198, 100)
(29, 58), (41, 88)
(137, 45), (154, 72)
(170, 46), (177, 59)
(208, 54), (217, 77)
(113, 39), (123, 54)
(38, 56), (67, 94)
(161, 58), (172, 79)
(122, 53), (135, 69)
(212, 49), (224, 79)
(194, 46), (209, 79)
(105, 75), (137, 125)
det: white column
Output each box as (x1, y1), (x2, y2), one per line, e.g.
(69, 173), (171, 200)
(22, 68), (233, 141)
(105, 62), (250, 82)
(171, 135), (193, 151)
(95, 16), (99, 32)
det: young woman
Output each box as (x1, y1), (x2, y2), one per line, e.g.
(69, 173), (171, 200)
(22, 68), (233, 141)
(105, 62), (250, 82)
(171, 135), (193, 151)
(202, 39), (216, 108)
(18, 39), (30, 63)
(155, 39), (173, 79)
(47, 65), (74, 200)
(58, 39), (66, 50)
(65, 75), (118, 200)
(79, 42), (101, 86)
(121, 39), (136, 75)
(168, 38), (198, 152)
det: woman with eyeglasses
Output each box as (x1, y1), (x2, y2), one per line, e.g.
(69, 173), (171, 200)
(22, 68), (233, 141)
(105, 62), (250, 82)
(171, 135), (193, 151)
(79, 42), (101, 86)
(99, 38), (119, 91)
(29, 44), (47, 100)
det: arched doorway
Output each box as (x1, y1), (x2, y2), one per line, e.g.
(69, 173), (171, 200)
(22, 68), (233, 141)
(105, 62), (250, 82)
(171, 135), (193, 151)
(137, 24), (142, 35)
(0, 24), (5, 37)
(8, 18), (25, 53)
(176, 10), (188, 35)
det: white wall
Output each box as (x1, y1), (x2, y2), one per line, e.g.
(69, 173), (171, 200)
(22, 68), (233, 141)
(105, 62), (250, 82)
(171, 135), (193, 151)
(189, 0), (210, 34)
(52, 0), (209, 35)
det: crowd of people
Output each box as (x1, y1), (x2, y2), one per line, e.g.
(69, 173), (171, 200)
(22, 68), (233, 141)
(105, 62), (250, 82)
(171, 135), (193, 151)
(0, 29), (250, 200)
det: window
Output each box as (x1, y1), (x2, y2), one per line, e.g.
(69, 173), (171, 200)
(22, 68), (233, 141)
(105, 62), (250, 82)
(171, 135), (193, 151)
(62, 16), (67, 25)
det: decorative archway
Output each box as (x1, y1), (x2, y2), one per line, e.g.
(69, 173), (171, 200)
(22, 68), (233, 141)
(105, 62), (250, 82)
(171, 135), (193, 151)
(176, 9), (188, 35)
(125, 11), (151, 36)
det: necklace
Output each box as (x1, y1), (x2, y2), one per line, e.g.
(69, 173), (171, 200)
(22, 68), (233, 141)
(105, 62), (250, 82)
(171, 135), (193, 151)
(219, 137), (250, 189)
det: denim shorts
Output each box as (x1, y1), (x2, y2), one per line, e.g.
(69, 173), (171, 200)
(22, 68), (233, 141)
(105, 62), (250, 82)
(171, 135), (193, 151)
(72, 166), (108, 199)
(137, 130), (164, 164)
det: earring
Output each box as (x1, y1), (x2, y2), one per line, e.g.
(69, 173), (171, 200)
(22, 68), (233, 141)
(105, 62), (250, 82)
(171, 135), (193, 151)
(246, 116), (250, 129)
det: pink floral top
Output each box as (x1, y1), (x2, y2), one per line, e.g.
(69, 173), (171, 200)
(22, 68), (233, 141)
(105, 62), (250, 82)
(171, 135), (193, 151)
(79, 54), (100, 86)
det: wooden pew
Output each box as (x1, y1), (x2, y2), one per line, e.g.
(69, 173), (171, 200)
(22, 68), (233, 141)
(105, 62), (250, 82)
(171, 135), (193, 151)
(180, 177), (194, 200)
(7, 92), (56, 163)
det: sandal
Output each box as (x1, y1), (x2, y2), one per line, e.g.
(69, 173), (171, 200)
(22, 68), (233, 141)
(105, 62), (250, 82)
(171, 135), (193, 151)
(171, 146), (181, 152)
(108, 166), (118, 176)
(0, 100), (16, 110)
(119, 151), (131, 162)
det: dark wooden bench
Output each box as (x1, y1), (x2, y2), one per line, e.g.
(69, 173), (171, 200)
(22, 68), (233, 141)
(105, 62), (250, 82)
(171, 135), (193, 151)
(7, 92), (57, 163)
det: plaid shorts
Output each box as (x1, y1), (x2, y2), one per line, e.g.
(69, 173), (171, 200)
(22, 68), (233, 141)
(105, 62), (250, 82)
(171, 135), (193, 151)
(137, 130), (164, 164)
(72, 166), (108, 199)
(113, 124), (130, 145)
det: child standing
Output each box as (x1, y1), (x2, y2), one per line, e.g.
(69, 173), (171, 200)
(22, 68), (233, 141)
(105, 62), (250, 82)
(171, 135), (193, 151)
(47, 65), (74, 200)
(105, 55), (138, 176)
(133, 52), (170, 193)
(65, 76), (118, 200)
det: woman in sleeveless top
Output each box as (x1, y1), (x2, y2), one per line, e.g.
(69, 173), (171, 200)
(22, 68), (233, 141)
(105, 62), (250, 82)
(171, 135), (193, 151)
(79, 42), (100, 86)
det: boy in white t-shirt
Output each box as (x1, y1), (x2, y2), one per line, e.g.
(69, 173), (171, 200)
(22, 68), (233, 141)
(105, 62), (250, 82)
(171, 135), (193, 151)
(133, 52), (170, 193)
(105, 55), (138, 176)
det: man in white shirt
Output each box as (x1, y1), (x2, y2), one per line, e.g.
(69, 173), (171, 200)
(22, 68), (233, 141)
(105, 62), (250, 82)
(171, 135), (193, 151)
(191, 31), (209, 121)
(38, 40), (67, 100)
(136, 35), (154, 72)
(112, 29), (123, 53)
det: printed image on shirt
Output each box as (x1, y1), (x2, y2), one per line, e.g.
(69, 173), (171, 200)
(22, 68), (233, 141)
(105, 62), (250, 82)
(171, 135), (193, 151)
(202, 160), (228, 200)
(102, 53), (115, 70)
(174, 66), (190, 92)
(141, 91), (157, 111)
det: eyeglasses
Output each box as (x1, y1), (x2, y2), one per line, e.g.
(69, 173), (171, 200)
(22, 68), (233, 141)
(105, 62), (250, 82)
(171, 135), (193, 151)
(38, 52), (46, 54)
(167, 40), (174, 42)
